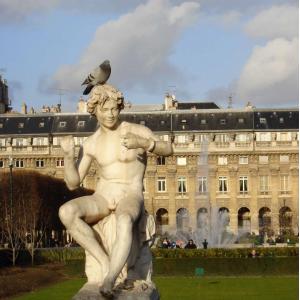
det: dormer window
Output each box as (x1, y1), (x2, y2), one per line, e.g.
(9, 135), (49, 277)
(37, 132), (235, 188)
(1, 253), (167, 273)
(78, 121), (85, 127)
(220, 119), (226, 125)
(279, 117), (284, 124)
(238, 118), (244, 124)
(18, 123), (24, 128)
(0, 123), (3, 128)
(259, 118), (267, 124)
(59, 121), (66, 128)
(140, 120), (145, 125)
(200, 119), (207, 125)
(39, 122), (45, 128)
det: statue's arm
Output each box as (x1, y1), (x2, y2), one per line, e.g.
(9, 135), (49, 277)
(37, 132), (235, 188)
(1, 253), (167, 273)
(122, 125), (173, 156)
(61, 136), (92, 190)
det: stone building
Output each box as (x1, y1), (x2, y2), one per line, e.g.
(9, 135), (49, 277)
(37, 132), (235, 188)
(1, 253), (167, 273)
(0, 96), (298, 237)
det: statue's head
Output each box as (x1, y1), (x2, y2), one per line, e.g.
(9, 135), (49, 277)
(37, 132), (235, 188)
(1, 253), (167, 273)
(87, 84), (124, 116)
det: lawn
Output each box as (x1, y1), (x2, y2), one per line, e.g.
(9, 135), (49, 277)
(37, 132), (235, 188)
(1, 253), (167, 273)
(13, 276), (298, 300)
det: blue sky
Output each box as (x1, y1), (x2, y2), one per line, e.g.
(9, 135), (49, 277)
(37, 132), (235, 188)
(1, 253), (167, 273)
(0, 0), (298, 112)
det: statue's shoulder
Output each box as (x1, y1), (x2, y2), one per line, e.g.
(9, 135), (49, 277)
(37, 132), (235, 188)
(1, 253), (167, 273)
(82, 130), (100, 150)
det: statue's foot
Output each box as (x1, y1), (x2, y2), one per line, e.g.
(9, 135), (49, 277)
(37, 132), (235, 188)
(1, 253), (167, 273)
(100, 280), (114, 299)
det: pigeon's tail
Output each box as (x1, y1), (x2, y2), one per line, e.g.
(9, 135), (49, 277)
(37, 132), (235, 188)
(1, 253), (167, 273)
(83, 84), (94, 95)
(82, 78), (90, 85)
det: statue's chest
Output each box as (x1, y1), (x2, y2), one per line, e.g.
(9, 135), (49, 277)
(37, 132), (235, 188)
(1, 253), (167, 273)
(94, 134), (138, 166)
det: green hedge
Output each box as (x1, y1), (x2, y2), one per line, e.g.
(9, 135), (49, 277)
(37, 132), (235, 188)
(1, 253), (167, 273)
(151, 247), (299, 259)
(153, 257), (298, 276)
(1, 246), (298, 267)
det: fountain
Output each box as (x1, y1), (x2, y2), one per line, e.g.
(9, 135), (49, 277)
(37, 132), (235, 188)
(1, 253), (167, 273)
(171, 139), (238, 248)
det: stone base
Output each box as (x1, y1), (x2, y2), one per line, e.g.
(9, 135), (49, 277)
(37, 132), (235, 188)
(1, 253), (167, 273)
(72, 282), (160, 300)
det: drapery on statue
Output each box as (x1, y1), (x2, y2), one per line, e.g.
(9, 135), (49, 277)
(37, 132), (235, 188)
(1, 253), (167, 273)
(59, 83), (173, 299)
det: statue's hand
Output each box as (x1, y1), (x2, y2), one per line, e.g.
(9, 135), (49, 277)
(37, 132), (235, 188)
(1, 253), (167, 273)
(61, 136), (75, 158)
(121, 132), (149, 150)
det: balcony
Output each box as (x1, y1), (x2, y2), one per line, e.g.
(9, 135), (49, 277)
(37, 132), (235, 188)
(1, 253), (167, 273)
(214, 142), (230, 148)
(258, 191), (271, 196)
(12, 146), (27, 152)
(235, 142), (251, 148)
(278, 190), (292, 196)
(256, 141), (271, 147)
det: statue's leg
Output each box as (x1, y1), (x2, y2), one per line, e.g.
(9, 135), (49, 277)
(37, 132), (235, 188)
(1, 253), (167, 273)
(100, 194), (142, 297)
(59, 194), (110, 274)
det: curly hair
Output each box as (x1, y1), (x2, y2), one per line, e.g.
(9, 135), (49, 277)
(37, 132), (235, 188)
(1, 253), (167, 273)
(87, 84), (124, 115)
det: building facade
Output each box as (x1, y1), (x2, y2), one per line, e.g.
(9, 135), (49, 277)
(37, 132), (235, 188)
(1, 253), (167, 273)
(0, 99), (298, 238)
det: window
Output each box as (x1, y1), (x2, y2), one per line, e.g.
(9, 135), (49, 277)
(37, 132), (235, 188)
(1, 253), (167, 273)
(236, 134), (248, 142)
(56, 159), (64, 167)
(259, 156), (268, 164)
(0, 160), (3, 168)
(259, 117), (267, 124)
(36, 159), (44, 168)
(139, 120), (145, 125)
(157, 156), (166, 165)
(280, 155), (289, 163)
(35, 137), (45, 146)
(239, 176), (248, 193)
(157, 177), (166, 192)
(257, 132), (271, 141)
(0, 123), (3, 128)
(177, 157), (186, 166)
(198, 177), (207, 193)
(279, 117), (284, 124)
(78, 121), (85, 127)
(0, 139), (5, 147)
(215, 134), (229, 143)
(178, 176), (187, 193)
(280, 175), (289, 191)
(15, 159), (24, 168)
(218, 176), (227, 192)
(278, 132), (292, 141)
(76, 137), (84, 146)
(218, 156), (227, 165)
(199, 134), (208, 143)
(238, 118), (244, 124)
(259, 176), (269, 192)
(160, 120), (165, 125)
(16, 138), (24, 147)
(181, 119), (187, 123)
(239, 156), (248, 164)
(59, 121), (66, 128)
(39, 122), (45, 128)
(177, 135), (186, 143)
(18, 123), (24, 128)
(220, 119), (226, 125)
(200, 119), (207, 125)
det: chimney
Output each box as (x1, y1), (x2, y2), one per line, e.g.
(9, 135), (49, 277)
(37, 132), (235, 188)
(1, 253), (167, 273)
(21, 102), (27, 114)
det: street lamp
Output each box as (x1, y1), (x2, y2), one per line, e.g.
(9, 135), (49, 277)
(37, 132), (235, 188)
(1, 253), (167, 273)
(8, 156), (13, 223)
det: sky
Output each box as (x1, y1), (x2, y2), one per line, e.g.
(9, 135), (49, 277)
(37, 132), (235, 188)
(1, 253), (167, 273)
(0, 0), (298, 112)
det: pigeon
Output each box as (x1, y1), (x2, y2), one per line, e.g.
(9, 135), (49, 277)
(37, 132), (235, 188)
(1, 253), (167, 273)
(82, 60), (111, 95)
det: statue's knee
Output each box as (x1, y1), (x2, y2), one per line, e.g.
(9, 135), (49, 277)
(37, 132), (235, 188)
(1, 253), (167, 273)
(59, 204), (76, 226)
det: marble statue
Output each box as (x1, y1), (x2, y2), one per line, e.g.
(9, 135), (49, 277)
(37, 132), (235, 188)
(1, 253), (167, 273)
(59, 83), (173, 299)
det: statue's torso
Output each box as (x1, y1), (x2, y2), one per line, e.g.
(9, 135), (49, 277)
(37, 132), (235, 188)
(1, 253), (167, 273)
(86, 122), (147, 191)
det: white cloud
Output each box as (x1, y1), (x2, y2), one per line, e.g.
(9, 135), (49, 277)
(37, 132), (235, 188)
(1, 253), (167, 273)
(245, 5), (298, 39)
(236, 38), (298, 106)
(46, 0), (200, 98)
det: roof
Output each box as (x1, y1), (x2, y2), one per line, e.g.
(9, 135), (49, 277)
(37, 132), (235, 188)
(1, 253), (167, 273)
(0, 108), (298, 136)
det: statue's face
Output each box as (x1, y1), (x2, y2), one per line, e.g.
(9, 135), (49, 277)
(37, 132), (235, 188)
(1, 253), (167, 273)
(96, 99), (120, 129)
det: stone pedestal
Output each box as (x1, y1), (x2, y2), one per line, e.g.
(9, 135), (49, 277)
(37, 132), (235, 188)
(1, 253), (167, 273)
(72, 282), (160, 300)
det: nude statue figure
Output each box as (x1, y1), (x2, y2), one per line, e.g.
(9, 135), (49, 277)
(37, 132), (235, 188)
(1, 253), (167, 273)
(58, 84), (173, 298)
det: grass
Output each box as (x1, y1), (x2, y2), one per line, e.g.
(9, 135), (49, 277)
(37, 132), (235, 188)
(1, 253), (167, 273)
(13, 276), (298, 300)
